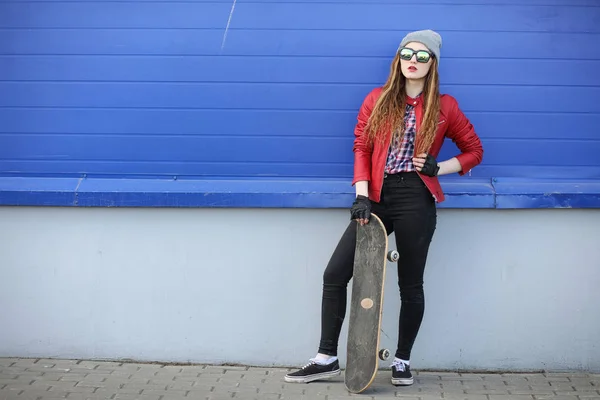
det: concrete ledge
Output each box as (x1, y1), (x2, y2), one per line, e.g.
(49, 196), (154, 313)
(0, 176), (598, 209)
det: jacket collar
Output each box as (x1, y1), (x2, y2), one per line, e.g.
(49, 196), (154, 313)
(406, 92), (423, 107)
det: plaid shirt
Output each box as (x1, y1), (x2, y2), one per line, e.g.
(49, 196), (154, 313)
(385, 103), (417, 173)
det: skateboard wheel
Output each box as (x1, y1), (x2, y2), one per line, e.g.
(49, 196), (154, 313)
(379, 349), (390, 361)
(387, 250), (399, 262)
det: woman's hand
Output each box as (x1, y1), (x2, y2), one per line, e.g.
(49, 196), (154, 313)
(414, 154), (463, 176)
(413, 153), (440, 176)
(350, 195), (371, 226)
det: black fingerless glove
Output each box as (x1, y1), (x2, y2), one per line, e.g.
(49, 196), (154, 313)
(350, 195), (371, 221)
(420, 154), (440, 177)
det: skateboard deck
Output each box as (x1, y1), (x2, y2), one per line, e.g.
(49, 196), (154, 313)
(344, 213), (398, 393)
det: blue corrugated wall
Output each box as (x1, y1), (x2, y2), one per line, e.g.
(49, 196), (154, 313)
(1, 0), (599, 208)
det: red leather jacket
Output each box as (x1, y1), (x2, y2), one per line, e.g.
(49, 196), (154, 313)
(352, 87), (484, 203)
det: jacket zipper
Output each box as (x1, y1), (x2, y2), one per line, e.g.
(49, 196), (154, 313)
(379, 129), (393, 196)
(414, 100), (438, 202)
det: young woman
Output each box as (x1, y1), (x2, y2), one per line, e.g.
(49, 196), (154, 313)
(284, 29), (483, 386)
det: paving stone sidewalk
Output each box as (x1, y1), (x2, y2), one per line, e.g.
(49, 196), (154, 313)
(1, 358), (599, 400)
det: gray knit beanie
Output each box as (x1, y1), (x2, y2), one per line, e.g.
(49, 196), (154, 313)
(398, 29), (442, 63)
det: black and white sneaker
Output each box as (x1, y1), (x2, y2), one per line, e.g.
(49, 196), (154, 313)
(284, 358), (341, 383)
(391, 359), (414, 386)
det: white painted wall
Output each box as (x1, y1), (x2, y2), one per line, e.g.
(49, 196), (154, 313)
(1, 206), (599, 372)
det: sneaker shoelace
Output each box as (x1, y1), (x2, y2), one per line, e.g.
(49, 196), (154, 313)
(392, 359), (406, 371)
(301, 358), (319, 370)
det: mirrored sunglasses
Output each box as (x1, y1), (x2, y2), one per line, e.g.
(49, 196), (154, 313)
(398, 47), (432, 63)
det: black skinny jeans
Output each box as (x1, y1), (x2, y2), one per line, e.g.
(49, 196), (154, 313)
(318, 171), (437, 360)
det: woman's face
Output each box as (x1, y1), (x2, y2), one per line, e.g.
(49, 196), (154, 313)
(399, 41), (433, 80)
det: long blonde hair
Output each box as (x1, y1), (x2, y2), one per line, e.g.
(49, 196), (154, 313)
(364, 53), (440, 154)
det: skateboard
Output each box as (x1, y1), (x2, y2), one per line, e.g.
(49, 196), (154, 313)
(344, 213), (399, 394)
